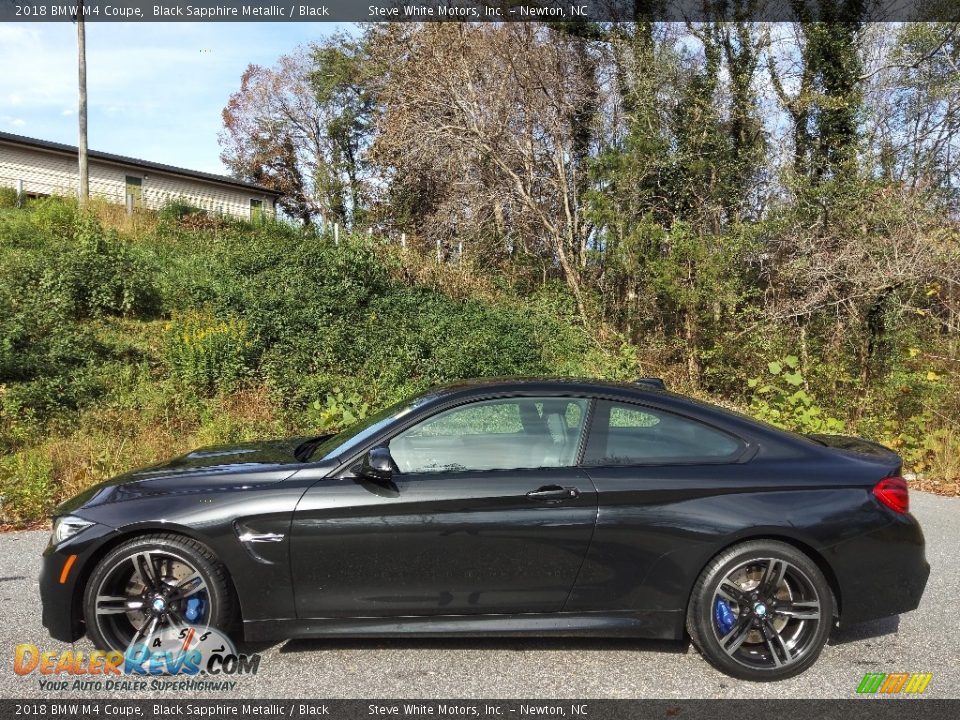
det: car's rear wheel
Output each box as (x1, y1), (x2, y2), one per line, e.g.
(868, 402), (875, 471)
(83, 533), (235, 653)
(686, 540), (833, 681)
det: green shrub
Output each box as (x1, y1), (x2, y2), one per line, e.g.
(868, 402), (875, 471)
(2, 205), (159, 320)
(0, 450), (54, 524)
(0, 205), (160, 424)
(0, 187), (19, 209)
(0, 270), (104, 422)
(747, 356), (846, 434)
(144, 219), (596, 414)
(165, 310), (251, 396)
(29, 195), (78, 237)
(53, 214), (160, 318)
(158, 198), (206, 222)
(308, 388), (371, 432)
(357, 289), (561, 383)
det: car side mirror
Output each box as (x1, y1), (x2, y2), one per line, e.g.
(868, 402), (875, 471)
(360, 446), (395, 484)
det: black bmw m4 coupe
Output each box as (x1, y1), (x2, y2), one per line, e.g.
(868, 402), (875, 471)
(40, 377), (928, 680)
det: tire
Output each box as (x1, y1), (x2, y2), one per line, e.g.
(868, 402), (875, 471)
(686, 540), (833, 681)
(83, 533), (236, 653)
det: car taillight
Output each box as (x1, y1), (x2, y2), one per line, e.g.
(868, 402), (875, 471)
(873, 476), (909, 513)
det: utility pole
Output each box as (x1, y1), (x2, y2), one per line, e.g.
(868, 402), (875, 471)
(77, 0), (89, 206)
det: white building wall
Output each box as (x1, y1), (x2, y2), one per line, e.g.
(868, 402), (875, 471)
(0, 142), (275, 219)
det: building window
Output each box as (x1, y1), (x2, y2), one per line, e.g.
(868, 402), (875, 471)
(250, 198), (263, 221)
(125, 176), (143, 208)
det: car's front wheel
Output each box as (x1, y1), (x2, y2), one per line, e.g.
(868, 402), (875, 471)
(686, 540), (833, 681)
(83, 533), (235, 653)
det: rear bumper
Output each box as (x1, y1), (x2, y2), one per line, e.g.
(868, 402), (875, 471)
(828, 510), (929, 626)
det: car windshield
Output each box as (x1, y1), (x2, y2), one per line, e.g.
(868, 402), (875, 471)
(306, 392), (431, 462)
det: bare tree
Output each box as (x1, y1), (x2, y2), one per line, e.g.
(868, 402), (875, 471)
(220, 38), (373, 228)
(220, 51), (325, 225)
(862, 23), (960, 204)
(369, 24), (599, 326)
(768, 181), (959, 392)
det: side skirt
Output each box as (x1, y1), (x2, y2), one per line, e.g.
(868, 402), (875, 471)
(242, 610), (684, 643)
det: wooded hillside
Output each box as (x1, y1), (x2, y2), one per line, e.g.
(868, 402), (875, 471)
(1, 19), (958, 525)
(219, 22), (960, 476)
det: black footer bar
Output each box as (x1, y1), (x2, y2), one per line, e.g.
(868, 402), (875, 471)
(2, 699), (959, 720)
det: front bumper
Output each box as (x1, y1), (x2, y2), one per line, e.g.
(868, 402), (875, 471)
(39, 523), (119, 642)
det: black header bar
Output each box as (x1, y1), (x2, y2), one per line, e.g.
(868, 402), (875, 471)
(1, 0), (958, 23)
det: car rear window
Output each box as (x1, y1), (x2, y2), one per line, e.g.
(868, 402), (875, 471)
(583, 401), (742, 465)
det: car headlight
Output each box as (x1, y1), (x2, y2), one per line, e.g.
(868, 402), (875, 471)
(51, 516), (95, 546)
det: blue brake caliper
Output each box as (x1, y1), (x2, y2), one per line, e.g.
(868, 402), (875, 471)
(714, 597), (736, 636)
(184, 595), (205, 623)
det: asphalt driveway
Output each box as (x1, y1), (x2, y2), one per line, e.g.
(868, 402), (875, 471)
(0, 491), (956, 699)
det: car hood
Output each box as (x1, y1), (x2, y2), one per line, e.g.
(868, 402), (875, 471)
(56, 437), (315, 515)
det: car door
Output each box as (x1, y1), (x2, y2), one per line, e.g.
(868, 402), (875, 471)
(566, 398), (750, 614)
(290, 396), (598, 618)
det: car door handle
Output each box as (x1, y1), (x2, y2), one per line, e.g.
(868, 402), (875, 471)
(526, 485), (579, 502)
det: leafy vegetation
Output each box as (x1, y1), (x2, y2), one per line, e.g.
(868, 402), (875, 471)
(0, 187), (19, 209)
(0, 194), (956, 527)
(747, 357), (846, 435)
(0, 200), (608, 524)
(165, 311), (252, 396)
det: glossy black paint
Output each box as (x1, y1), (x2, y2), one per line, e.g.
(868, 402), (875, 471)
(291, 467), (597, 617)
(359, 446), (397, 484)
(39, 378), (929, 645)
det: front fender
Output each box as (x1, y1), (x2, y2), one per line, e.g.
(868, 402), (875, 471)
(40, 481), (309, 644)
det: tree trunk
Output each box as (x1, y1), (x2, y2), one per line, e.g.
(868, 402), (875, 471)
(554, 239), (590, 331)
(860, 288), (894, 391)
(685, 308), (701, 389)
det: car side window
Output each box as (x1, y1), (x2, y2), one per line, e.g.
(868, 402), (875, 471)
(404, 401), (524, 437)
(390, 397), (589, 473)
(583, 401), (741, 465)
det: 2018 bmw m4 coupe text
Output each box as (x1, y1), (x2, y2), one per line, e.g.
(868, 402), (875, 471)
(40, 378), (929, 680)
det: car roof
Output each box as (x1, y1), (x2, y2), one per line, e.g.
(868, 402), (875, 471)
(419, 377), (795, 443)
(425, 376), (666, 400)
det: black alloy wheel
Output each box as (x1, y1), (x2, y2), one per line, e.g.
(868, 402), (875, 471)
(83, 533), (234, 653)
(686, 540), (834, 681)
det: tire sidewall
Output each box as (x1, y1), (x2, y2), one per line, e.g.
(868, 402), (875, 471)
(83, 534), (231, 653)
(688, 541), (834, 681)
